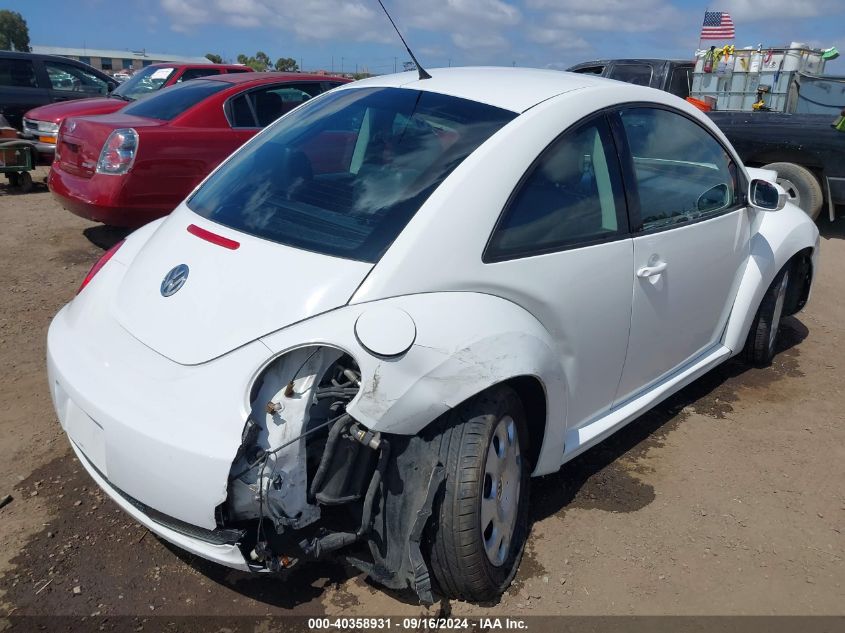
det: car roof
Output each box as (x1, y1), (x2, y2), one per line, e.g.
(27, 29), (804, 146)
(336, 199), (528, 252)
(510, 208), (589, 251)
(0, 50), (97, 64)
(143, 62), (249, 70)
(203, 71), (351, 86)
(340, 66), (613, 113)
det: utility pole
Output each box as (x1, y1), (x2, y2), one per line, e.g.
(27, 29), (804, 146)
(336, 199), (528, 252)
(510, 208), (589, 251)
(341, 56), (344, 74)
(331, 55), (334, 73)
(394, 56), (397, 73)
(448, 58), (451, 67)
(300, 57), (303, 72)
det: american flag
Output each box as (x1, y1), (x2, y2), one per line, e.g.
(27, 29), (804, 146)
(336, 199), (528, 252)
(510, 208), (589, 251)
(700, 11), (735, 40)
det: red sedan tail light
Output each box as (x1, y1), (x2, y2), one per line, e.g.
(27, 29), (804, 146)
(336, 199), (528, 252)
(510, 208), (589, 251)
(96, 128), (138, 175)
(77, 240), (125, 294)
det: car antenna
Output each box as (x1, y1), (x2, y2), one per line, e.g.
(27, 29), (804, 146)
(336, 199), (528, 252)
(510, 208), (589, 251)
(376, 0), (431, 80)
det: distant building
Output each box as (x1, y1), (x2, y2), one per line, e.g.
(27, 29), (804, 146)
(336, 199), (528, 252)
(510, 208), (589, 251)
(31, 46), (211, 74)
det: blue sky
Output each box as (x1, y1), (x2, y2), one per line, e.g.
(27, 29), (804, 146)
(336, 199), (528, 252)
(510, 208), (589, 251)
(6, 0), (844, 74)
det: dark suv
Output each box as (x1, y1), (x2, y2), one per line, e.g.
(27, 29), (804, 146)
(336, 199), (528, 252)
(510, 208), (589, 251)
(567, 58), (694, 99)
(0, 51), (116, 131)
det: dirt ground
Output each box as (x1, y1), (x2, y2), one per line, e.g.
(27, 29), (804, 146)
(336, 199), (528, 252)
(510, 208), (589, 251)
(0, 171), (843, 618)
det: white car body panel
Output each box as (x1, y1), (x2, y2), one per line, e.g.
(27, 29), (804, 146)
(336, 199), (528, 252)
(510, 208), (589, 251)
(616, 209), (749, 402)
(45, 67), (820, 576)
(335, 66), (605, 114)
(722, 201), (820, 353)
(47, 257), (269, 529)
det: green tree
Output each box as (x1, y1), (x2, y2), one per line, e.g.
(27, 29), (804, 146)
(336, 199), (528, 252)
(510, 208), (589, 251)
(205, 53), (223, 64)
(274, 57), (299, 72)
(255, 51), (270, 67)
(236, 51), (270, 72)
(0, 10), (31, 52)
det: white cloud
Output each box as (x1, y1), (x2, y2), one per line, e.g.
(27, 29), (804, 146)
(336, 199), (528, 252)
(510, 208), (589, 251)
(406, 0), (521, 30)
(159, 0), (525, 50)
(723, 0), (843, 22)
(527, 0), (683, 33)
(525, 26), (589, 50)
(451, 31), (511, 50)
(160, 0), (394, 42)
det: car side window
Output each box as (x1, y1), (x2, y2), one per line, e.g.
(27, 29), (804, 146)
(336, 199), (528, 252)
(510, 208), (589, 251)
(668, 66), (692, 98)
(608, 64), (653, 86)
(228, 83), (323, 128)
(619, 107), (739, 231)
(44, 61), (108, 95)
(486, 117), (627, 262)
(571, 65), (605, 75)
(0, 59), (37, 88)
(176, 68), (223, 82)
(229, 94), (256, 127)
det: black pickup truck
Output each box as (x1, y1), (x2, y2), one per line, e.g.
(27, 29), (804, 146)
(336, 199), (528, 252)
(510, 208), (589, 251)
(568, 58), (845, 220)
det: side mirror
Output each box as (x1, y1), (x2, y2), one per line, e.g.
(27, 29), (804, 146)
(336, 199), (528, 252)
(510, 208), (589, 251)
(749, 179), (786, 211)
(107, 81), (116, 93)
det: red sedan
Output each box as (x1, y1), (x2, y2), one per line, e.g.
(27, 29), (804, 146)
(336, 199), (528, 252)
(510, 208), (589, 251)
(23, 63), (250, 161)
(49, 72), (349, 227)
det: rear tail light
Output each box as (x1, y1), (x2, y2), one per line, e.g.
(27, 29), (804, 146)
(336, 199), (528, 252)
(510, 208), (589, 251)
(96, 128), (138, 175)
(77, 240), (125, 294)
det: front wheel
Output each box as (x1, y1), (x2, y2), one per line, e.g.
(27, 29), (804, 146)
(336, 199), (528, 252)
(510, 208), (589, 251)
(427, 385), (530, 602)
(744, 266), (790, 366)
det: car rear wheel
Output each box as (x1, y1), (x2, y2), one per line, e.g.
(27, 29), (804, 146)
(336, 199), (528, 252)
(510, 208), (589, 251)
(763, 162), (823, 221)
(427, 385), (530, 602)
(744, 266), (790, 366)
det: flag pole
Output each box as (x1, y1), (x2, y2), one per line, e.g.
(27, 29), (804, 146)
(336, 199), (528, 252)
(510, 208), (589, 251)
(697, 8), (707, 54)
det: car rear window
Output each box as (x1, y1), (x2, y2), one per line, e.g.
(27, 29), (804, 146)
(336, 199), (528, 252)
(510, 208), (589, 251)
(0, 58), (36, 88)
(187, 87), (516, 263)
(121, 79), (228, 120)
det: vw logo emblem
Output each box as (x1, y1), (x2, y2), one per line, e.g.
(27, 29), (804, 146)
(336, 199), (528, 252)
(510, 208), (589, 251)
(160, 264), (189, 297)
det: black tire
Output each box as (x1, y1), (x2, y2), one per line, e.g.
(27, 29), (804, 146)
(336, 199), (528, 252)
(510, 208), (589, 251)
(427, 385), (530, 602)
(6, 172), (19, 188)
(744, 265), (791, 366)
(17, 171), (33, 194)
(763, 162), (823, 221)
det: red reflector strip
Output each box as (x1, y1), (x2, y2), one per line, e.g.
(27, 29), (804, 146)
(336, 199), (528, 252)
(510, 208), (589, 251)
(187, 224), (240, 250)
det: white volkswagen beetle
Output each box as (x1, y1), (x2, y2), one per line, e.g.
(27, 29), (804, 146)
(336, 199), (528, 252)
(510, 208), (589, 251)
(47, 68), (818, 603)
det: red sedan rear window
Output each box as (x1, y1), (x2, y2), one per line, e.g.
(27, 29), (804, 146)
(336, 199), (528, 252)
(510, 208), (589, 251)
(121, 79), (228, 121)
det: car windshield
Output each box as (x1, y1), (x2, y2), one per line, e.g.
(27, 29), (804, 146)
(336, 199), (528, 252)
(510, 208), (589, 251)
(112, 66), (176, 100)
(187, 87), (516, 262)
(121, 79), (228, 121)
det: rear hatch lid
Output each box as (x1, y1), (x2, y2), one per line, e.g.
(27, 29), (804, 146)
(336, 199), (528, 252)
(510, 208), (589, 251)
(112, 207), (373, 365)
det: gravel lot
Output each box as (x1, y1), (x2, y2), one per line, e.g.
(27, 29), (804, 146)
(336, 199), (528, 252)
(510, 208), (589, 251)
(1, 172), (843, 617)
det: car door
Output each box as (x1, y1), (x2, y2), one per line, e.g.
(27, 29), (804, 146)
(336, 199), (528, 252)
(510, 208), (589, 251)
(0, 57), (49, 130)
(43, 59), (109, 103)
(483, 114), (634, 431)
(611, 106), (749, 404)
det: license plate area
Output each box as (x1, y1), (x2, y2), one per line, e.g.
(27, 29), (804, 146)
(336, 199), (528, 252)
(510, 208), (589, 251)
(65, 401), (108, 476)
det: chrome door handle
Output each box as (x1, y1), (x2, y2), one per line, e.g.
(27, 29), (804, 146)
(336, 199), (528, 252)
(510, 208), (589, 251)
(636, 261), (668, 278)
